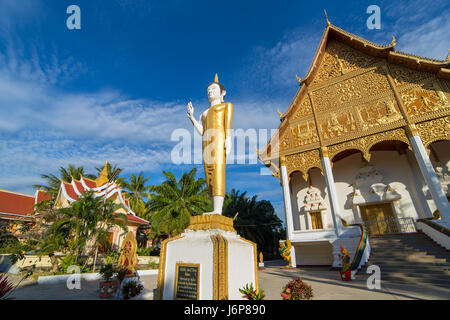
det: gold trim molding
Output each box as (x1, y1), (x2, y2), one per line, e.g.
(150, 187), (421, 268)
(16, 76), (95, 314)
(187, 215), (236, 232)
(157, 235), (182, 300)
(285, 149), (323, 181)
(211, 233), (228, 300)
(416, 116), (450, 148)
(327, 127), (411, 162)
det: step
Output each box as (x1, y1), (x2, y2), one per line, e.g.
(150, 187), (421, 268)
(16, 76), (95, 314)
(370, 255), (448, 265)
(363, 263), (450, 270)
(364, 268), (450, 276)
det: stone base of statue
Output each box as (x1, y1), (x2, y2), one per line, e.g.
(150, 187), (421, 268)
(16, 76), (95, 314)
(156, 215), (258, 300)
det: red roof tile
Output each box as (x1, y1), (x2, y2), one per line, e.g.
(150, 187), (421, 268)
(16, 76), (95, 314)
(0, 189), (35, 216)
(125, 214), (149, 225)
(62, 181), (79, 200)
(73, 180), (85, 194)
(81, 176), (97, 189)
(36, 190), (52, 204)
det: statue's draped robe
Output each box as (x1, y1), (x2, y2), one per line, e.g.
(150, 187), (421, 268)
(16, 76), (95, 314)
(202, 102), (233, 197)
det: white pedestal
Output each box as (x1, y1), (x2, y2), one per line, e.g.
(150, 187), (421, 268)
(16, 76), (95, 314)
(157, 216), (258, 300)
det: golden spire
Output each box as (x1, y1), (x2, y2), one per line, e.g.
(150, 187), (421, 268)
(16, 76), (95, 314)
(446, 50), (450, 62)
(296, 74), (302, 84)
(95, 160), (109, 187)
(214, 73), (219, 83)
(390, 35), (396, 47)
(324, 9), (330, 26)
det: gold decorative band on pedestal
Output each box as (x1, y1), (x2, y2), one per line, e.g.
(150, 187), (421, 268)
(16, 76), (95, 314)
(187, 215), (236, 232)
(211, 234), (228, 300)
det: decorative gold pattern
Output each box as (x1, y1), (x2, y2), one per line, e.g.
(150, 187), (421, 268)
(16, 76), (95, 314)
(290, 119), (319, 147)
(291, 97), (313, 120)
(187, 215), (236, 233)
(416, 116), (450, 148)
(399, 79), (449, 120)
(388, 64), (433, 87)
(118, 231), (138, 277)
(327, 128), (411, 162)
(211, 233), (229, 300)
(285, 149), (323, 180)
(312, 40), (380, 85)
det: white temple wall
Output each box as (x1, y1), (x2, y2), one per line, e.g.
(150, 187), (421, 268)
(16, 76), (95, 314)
(290, 150), (432, 232)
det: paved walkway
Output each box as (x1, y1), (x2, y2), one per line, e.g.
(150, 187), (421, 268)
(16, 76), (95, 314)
(5, 261), (450, 300)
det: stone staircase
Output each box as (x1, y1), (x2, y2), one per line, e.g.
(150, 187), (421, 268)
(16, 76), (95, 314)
(359, 233), (450, 288)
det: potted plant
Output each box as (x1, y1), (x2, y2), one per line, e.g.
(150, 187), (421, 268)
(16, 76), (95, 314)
(239, 283), (265, 300)
(99, 263), (119, 298)
(281, 277), (313, 300)
(121, 280), (144, 300)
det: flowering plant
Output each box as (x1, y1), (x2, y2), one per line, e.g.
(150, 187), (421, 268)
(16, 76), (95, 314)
(281, 277), (313, 300)
(239, 283), (265, 300)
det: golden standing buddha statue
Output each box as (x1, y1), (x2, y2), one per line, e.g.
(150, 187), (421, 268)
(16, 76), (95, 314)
(187, 74), (233, 214)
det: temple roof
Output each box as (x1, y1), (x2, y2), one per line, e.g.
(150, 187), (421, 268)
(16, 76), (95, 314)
(56, 161), (149, 225)
(0, 189), (51, 222)
(260, 20), (450, 163)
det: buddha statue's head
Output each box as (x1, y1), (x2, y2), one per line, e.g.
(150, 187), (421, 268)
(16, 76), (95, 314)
(207, 73), (226, 103)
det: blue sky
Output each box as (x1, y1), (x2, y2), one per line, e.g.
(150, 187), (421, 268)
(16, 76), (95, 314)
(0, 0), (449, 224)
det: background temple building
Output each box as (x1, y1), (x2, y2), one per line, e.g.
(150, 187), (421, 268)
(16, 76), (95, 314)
(260, 21), (450, 267)
(0, 162), (149, 251)
(54, 162), (149, 250)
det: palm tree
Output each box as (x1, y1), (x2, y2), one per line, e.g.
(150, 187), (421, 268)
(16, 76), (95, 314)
(122, 172), (151, 202)
(41, 191), (127, 265)
(223, 189), (283, 259)
(148, 168), (211, 238)
(33, 165), (96, 196)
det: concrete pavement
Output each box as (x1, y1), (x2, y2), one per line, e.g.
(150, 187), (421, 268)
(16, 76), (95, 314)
(5, 261), (450, 300)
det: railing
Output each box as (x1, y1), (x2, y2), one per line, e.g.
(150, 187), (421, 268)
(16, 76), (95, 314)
(416, 218), (450, 236)
(362, 217), (417, 235)
(349, 224), (370, 274)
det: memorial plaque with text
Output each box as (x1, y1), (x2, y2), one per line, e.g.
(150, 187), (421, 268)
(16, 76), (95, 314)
(174, 263), (200, 300)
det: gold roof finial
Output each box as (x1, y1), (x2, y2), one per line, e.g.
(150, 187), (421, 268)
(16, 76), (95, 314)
(296, 74), (302, 84)
(95, 160), (109, 187)
(324, 10), (330, 26)
(214, 73), (219, 83)
(277, 108), (283, 118)
(390, 35), (396, 47)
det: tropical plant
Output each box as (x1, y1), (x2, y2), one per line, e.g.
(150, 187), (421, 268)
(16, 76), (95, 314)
(99, 263), (117, 282)
(223, 189), (284, 260)
(148, 168), (211, 237)
(40, 191), (128, 265)
(239, 283), (265, 300)
(122, 280), (144, 299)
(122, 172), (151, 202)
(0, 273), (14, 299)
(281, 277), (313, 300)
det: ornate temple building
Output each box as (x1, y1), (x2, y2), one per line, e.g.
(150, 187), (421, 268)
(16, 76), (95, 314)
(260, 21), (450, 267)
(0, 162), (149, 250)
(54, 162), (149, 250)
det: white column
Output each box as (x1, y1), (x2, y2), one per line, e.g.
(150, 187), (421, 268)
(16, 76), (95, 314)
(280, 156), (297, 267)
(306, 212), (313, 230)
(320, 148), (344, 237)
(408, 129), (450, 224)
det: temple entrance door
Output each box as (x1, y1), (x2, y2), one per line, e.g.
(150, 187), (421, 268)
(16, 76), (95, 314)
(360, 203), (399, 234)
(310, 211), (323, 230)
